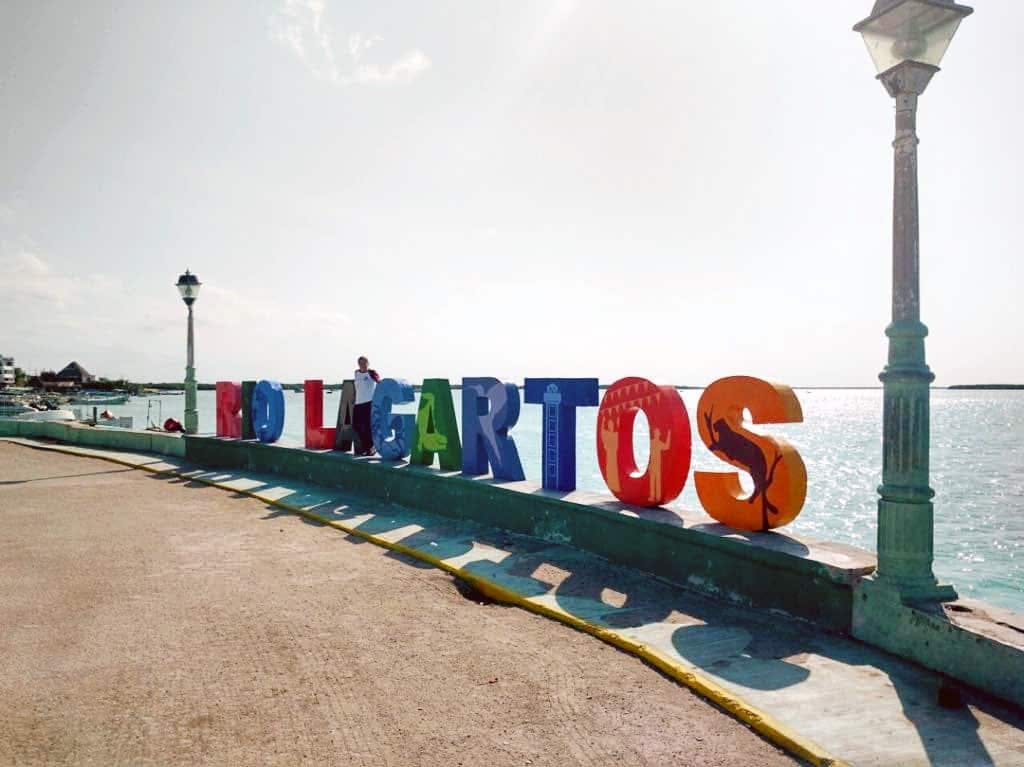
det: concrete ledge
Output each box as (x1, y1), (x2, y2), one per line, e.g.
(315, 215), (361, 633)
(12, 433), (1024, 722)
(853, 577), (1024, 709)
(0, 420), (185, 457)
(185, 436), (876, 632)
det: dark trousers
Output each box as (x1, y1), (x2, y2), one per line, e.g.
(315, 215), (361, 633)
(353, 402), (373, 454)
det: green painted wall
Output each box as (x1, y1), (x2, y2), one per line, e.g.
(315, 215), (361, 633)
(186, 437), (873, 632)
(0, 420), (185, 457)
(854, 577), (1024, 708)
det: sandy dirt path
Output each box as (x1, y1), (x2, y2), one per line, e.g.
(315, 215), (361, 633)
(0, 442), (798, 766)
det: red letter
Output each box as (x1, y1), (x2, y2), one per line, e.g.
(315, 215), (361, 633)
(304, 379), (337, 449)
(596, 377), (691, 507)
(695, 376), (807, 532)
(215, 381), (241, 438)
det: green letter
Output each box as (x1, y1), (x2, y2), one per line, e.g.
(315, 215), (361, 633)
(411, 379), (462, 470)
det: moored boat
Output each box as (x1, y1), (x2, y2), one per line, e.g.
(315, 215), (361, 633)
(13, 408), (76, 422)
(0, 399), (34, 417)
(70, 393), (130, 405)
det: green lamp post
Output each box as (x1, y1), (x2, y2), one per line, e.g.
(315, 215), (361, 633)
(854, 0), (972, 602)
(176, 269), (202, 435)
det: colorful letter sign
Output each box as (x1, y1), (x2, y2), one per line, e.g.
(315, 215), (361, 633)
(215, 381), (242, 438)
(251, 379), (285, 443)
(411, 378), (462, 471)
(461, 377), (525, 481)
(695, 376), (807, 531)
(596, 377), (692, 507)
(333, 380), (358, 453)
(213, 364), (810, 534)
(371, 378), (416, 460)
(304, 380), (336, 450)
(524, 378), (599, 491)
(241, 380), (256, 440)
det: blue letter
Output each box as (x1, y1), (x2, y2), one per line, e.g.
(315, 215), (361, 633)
(251, 379), (285, 443)
(371, 378), (416, 460)
(461, 377), (525, 481)
(524, 378), (599, 491)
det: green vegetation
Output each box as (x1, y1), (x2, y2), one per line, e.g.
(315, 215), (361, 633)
(948, 384), (1024, 390)
(88, 379), (146, 394)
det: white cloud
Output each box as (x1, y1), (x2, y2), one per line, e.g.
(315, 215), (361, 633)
(269, 1), (430, 86)
(0, 203), (14, 229)
(269, 0), (337, 81)
(0, 248), (353, 379)
(347, 32), (383, 61)
(0, 247), (139, 375)
(200, 284), (350, 333)
(340, 48), (431, 86)
(0, 251), (79, 307)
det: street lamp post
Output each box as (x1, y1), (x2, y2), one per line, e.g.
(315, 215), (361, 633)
(854, 0), (972, 602)
(175, 269), (202, 435)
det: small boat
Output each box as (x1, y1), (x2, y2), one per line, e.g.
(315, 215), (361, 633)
(12, 408), (76, 422)
(0, 400), (34, 417)
(70, 393), (129, 405)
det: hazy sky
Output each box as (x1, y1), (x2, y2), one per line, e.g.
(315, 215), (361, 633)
(1, 1), (1021, 386)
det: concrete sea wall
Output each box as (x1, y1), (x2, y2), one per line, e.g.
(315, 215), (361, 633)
(6, 423), (1023, 709)
(184, 435), (875, 633)
(0, 420), (185, 457)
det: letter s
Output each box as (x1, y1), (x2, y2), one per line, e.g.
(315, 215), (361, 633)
(695, 376), (807, 532)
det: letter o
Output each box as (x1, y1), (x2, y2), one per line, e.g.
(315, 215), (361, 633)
(251, 379), (285, 443)
(595, 377), (691, 507)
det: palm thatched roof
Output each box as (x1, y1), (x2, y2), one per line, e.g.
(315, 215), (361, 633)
(56, 361), (93, 381)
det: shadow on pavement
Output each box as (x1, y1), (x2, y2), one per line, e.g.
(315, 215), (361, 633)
(138, 464), (1023, 766)
(0, 467), (135, 485)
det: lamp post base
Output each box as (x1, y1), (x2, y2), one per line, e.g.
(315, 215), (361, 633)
(870, 572), (958, 605)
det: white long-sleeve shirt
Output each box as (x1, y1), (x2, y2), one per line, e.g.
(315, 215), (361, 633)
(354, 370), (378, 405)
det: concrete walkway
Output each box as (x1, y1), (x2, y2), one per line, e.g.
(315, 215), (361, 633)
(5, 437), (1023, 766)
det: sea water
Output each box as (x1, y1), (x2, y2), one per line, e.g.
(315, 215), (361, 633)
(114, 388), (1024, 612)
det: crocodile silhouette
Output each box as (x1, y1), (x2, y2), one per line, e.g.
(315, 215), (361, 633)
(703, 408), (783, 531)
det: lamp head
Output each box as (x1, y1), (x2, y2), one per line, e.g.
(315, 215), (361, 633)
(854, 0), (973, 77)
(175, 269), (201, 306)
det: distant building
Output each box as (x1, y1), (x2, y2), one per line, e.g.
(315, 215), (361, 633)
(0, 355), (14, 387)
(56, 361), (96, 386)
(31, 371), (74, 391)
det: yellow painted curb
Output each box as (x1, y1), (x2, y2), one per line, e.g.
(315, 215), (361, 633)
(4, 438), (849, 767)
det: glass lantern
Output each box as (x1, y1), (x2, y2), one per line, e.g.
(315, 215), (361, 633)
(176, 269), (202, 306)
(855, 0), (973, 75)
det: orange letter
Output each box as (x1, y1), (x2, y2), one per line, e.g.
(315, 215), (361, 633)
(695, 376), (806, 532)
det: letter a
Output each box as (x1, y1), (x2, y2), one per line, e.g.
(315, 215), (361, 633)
(411, 378), (462, 470)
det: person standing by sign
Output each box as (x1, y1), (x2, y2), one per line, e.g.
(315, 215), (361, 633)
(353, 356), (380, 456)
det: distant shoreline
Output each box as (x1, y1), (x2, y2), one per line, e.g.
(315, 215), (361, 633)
(947, 384), (1024, 390)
